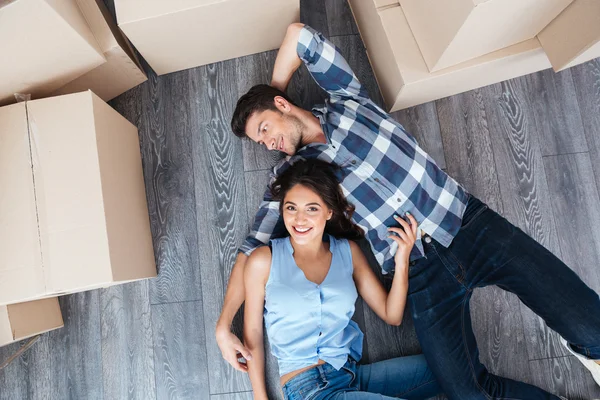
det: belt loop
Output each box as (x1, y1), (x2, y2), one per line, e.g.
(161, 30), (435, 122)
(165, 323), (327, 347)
(318, 364), (327, 383)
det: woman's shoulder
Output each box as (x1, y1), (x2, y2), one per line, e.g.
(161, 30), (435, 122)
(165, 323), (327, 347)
(246, 246), (272, 279)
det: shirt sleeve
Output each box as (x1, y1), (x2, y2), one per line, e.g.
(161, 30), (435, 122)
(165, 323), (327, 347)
(296, 25), (369, 102)
(238, 162), (288, 256)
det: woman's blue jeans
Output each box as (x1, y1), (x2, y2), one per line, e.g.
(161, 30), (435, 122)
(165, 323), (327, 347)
(281, 354), (441, 400)
(408, 195), (600, 399)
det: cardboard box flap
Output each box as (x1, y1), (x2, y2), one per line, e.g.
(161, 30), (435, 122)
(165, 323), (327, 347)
(0, 0), (106, 105)
(116, 0), (226, 24)
(0, 103), (46, 303)
(373, 0), (398, 9)
(538, 0), (600, 71)
(52, 0), (147, 101)
(7, 298), (63, 341)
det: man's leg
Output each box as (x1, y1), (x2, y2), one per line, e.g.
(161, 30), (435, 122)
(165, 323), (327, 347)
(408, 233), (560, 400)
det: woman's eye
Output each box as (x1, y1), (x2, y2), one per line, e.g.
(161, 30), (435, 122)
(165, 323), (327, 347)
(286, 206), (296, 211)
(308, 207), (319, 212)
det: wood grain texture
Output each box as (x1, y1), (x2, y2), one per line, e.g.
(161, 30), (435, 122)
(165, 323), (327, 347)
(437, 89), (534, 383)
(0, 341), (28, 400)
(190, 60), (253, 394)
(300, 0), (330, 37)
(480, 78), (568, 360)
(529, 356), (600, 400)
(571, 59), (600, 193)
(543, 153), (600, 292)
(130, 69), (203, 305)
(151, 301), (210, 400)
(40, 292), (103, 399)
(100, 281), (156, 400)
(391, 102), (447, 170)
(325, 0), (359, 36)
(523, 68), (588, 156)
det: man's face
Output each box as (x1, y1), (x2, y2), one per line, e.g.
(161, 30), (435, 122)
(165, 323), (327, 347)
(245, 109), (304, 156)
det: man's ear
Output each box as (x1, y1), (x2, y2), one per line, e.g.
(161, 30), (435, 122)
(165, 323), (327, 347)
(274, 96), (292, 113)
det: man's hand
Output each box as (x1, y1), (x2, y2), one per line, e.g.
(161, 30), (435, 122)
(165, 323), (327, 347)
(216, 325), (252, 372)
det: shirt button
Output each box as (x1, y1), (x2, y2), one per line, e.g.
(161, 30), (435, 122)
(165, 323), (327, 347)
(424, 236), (432, 244)
(351, 160), (357, 164)
(332, 145), (336, 148)
(397, 198), (402, 202)
(374, 178), (379, 182)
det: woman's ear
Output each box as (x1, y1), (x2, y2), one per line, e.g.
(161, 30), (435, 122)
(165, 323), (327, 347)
(327, 210), (333, 221)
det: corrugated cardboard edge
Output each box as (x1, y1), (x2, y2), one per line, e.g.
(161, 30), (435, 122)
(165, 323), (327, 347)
(0, 306), (14, 345)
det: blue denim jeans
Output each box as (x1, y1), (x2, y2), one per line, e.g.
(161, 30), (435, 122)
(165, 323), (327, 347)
(409, 195), (600, 399)
(281, 354), (441, 400)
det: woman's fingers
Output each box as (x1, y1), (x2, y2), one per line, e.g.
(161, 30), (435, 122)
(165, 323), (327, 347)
(406, 213), (418, 235)
(388, 226), (408, 242)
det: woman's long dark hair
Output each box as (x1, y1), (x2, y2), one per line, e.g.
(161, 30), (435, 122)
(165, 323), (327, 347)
(270, 159), (364, 241)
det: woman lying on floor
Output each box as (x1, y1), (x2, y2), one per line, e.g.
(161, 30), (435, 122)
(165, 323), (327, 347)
(243, 159), (442, 400)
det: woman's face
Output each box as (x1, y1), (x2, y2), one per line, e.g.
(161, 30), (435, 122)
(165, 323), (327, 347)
(282, 184), (333, 245)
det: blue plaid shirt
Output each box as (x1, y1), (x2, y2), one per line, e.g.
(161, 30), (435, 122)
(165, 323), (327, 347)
(240, 26), (469, 273)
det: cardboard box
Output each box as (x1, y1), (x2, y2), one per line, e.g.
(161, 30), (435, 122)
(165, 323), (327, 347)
(0, 298), (63, 346)
(348, 0), (552, 111)
(0, 0), (106, 106)
(53, 0), (147, 101)
(538, 0), (600, 72)
(0, 91), (156, 305)
(114, 0), (300, 75)
(399, 0), (572, 71)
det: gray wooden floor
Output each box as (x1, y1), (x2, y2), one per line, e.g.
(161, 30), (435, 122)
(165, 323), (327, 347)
(2, 1), (600, 399)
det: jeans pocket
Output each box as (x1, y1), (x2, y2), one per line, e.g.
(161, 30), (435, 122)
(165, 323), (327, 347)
(459, 202), (489, 232)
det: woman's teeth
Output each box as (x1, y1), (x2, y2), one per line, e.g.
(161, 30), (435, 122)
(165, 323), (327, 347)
(294, 227), (310, 233)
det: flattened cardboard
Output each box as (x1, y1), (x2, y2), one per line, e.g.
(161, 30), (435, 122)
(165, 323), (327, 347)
(53, 0), (147, 101)
(115, 0), (299, 75)
(0, 0), (105, 106)
(538, 0), (600, 71)
(399, 0), (572, 71)
(348, 0), (552, 111)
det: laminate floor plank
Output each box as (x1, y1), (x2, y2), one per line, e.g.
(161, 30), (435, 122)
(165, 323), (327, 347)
(100, 281), (156, 400)
(571, 59), (600, 192)
(437, 89), (534, 384)
(151, 301), (210, 400)
(190, 60), (253, 394)
(391, 102), (447, 170)
(325, 0), (359, 36)
(136, 69), (203, 305)
(523, 68), (588, 156)
(479, 78), (568, 360)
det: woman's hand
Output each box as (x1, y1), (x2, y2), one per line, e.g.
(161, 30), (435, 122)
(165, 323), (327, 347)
(388, 213), (418, 268)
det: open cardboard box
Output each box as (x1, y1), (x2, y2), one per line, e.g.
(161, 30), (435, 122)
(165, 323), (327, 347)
(348, 0), (552, 111)
(0, 298), (63, 347)
(0, 91), (156, 306)
(398, 0), (572, 71)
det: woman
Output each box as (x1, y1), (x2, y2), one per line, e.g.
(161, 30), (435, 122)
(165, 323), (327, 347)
(243, 159), (442, 400)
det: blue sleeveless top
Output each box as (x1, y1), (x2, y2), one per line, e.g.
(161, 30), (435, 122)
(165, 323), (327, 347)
(264, 235), (363, 376)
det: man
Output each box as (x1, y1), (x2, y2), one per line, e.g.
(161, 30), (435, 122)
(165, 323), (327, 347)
(216, 23), (600, 399)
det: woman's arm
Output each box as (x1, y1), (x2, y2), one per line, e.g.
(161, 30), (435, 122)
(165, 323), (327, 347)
(243, 247), (271, 400)
(352, 214), (418, 326)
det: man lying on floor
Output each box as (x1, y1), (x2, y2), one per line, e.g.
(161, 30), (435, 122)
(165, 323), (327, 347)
(216, 22), (600, 400)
